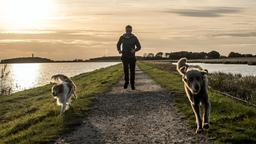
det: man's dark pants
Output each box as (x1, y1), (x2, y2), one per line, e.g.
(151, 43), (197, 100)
(122, 58), (136, 86)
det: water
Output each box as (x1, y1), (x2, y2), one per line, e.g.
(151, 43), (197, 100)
(178, 63), (256, 76)
(1, 62), (255, 93)
(0, 62), (120, 93)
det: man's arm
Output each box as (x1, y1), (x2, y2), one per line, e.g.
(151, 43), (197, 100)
(117, 36), (123, 53)
(135, 37), (141, 52)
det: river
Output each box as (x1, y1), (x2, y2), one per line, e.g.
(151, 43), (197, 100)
(0, 62), (120, 93)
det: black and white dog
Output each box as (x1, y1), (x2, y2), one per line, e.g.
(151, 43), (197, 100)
(176, 58), (211, 133)
(51, 74), (77, 115)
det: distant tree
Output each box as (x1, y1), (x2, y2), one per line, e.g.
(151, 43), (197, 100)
(143, 53), (148, 58)
(207, 51), (220, 59)
(165, 53), (170, 58)
(244, 54), (253, 57)
(147, 53), (155, 58)
(220, 55), (227, 59)
(194, 52), (208, 59)
(155, 52), (163, 59)
(167, 51), (207, 59)
(228, 52), (242, 58)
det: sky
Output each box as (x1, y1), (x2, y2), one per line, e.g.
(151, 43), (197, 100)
(0, 0), (256, 60)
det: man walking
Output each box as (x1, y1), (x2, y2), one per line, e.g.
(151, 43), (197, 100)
(117, 25), (141, 90)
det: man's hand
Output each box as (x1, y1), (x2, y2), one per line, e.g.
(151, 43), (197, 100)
(131, 49), (136, 54)
(118, 50), (122, 54)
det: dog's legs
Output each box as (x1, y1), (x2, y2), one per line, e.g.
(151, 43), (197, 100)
(202, 97), (211, 129)
(65, 102), (70, 110)
(60, 83), (69, 114)
(191, 102), (203, 133)
(60, 105), (65, 115)
(65, 93), (73, 111)
(186, 88), (202, 133)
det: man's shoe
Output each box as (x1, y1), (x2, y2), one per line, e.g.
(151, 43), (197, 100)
(124, 83), (129, 89)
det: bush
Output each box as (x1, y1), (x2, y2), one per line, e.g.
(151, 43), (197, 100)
(207, 50), (220, 59)
(208, 72), (256, 104)
(0, 64), (11, 95)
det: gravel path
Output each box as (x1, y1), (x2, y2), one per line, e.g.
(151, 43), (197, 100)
(60, 67), (208, 144)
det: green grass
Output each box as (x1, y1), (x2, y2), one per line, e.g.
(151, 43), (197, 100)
(150, 57), (256, 65)
(184, 57), (256, 65)
(138, 62), (256, 143)
(0, 64), (122, 144)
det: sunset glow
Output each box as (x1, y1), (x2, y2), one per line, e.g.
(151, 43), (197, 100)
(0, 0), (56, 31)
(10, 63), (40, 91)
(0, 0), (256, 60)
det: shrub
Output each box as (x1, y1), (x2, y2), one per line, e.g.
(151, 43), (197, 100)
(0, 64), (11, 95)
(209, 72), (256, 104)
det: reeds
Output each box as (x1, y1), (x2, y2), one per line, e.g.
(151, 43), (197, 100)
(144, 61), (256, 104)
(0, 64), (11, 95)
(209, 72), (256, 104)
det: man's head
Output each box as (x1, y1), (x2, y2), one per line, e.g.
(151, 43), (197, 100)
(125, 25), (132, 34)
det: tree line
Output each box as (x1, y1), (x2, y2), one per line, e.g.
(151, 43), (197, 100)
(143, 51), (256, 60)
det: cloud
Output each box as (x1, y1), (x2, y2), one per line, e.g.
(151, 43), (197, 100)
(213, 32), (256, 37)
(0, 30), (119, 41)
(163, 7), (242, 17)
(0, 29), (125, 60)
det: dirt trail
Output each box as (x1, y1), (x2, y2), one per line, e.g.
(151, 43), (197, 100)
(60, 68), (207, 144)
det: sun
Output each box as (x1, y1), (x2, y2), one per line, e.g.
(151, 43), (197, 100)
(1, 0), (56, 31)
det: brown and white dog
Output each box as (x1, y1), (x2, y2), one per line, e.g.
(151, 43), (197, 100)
(176, 58), (211, 133)
(51, 74), (77, 115)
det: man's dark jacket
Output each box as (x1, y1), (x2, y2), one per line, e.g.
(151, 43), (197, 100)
(117, 34), (141, 61)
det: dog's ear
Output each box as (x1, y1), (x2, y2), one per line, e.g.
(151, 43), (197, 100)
(177, 58), (189, 76)
(177, 66), (188, 76)
(201, 69), (208, 75)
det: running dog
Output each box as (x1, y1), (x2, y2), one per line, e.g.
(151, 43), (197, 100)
(176, 58), (210, 133)
(51, 74), (77, 115)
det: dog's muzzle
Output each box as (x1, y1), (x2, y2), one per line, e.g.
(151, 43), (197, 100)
(192, 84), (201, 94)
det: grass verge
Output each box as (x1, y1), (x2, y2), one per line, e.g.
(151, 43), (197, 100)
(0, 64), (122, 144)
(138, 61), (256, 143)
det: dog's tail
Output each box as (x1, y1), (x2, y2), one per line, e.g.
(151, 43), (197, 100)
(177, 58), (189, 76)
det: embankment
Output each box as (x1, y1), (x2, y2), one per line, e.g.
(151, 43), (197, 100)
(138, 62), (256, 143)
(0, 64), (122, 144)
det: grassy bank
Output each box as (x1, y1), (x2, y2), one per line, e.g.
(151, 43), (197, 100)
(143, 61), (256, 105)
(146, 57), (256, 65)
(187, 57), (256, 65)
(138, 62), (256, 143)
(0, 64), (122, 144)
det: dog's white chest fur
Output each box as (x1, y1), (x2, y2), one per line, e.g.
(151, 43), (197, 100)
(51, 74), (77, 115)
(55, 82), (70, 105)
